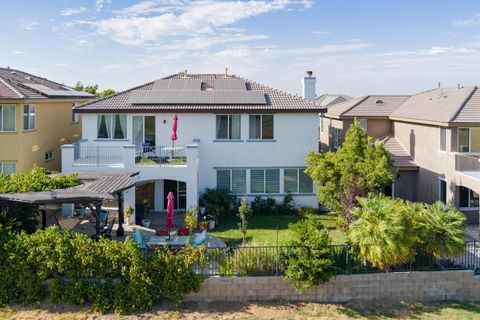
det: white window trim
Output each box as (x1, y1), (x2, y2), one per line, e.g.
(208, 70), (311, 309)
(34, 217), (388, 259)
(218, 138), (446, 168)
(0, 162), (16, 175)
(459, 186), (479, 210)
(23, 104), (36, 131)
(0, 104), (16, 133)
(216, 114), (241, 140)
(72, 102), (79, 123)
(45, 150), (54, 162)
(96, 114), (127, 140)
(457, 127), (480, 154)
(248, 114), (274, 140)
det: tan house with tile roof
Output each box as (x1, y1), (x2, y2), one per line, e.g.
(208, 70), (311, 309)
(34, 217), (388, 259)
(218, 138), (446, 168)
(0, 67), (94, 173)
(322, 86), (480, 224)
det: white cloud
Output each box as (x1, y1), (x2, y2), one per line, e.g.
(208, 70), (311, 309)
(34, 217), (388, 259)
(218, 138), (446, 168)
(312, 30), (331, 35)
(95, 0), (111, 12)
(12, 51), (25, 55)
(60, 7), (88, 16)
(90, 0), (312, 45)
(19, 20), (39, 30)
(382, 46), (473, 57)
(452, 13), (480, 26)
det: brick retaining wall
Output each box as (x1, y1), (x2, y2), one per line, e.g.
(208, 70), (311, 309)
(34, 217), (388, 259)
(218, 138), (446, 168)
(185, 270), (480, 302)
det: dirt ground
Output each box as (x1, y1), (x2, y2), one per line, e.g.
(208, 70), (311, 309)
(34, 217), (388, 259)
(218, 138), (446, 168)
(2, 300), (480, 320)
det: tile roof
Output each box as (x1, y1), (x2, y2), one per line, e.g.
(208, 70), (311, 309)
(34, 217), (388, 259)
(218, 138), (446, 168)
(326, 95), (410, 118)
(75, 73), (325, 113)
(450, 87), (480, 123)
(390, 86), (476, 124)
(0, 67), (94, 101)
(379, 136), (418, 170)
(315, 94), (352, 107)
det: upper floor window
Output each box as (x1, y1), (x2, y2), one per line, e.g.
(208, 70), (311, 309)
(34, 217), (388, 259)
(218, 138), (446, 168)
(72, 103), (79, 123)
(23, 105), (35, 131)
(97, 114), (126, 139)
(0, 162), (16, 175)
(216, 115), (241, 139)
(249, 114), (274, 140)
(458, 127), (480, 153)
(329, 126), (342, 151)
(358, 119), (368, 131)
(439, 127), (446, 151)
(0, 105), (15, 132)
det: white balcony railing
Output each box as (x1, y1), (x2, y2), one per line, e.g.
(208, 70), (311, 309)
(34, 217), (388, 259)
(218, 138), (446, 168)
(455, 153), (480, 173)
(73, 145), (124, 167)
(135, 146), (187, 166)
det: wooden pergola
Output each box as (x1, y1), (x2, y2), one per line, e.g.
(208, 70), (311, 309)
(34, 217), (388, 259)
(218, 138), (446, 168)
(0, 172), (139, 237)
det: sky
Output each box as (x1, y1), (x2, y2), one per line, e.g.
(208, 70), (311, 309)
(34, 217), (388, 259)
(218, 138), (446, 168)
(2, 0), (480, 97)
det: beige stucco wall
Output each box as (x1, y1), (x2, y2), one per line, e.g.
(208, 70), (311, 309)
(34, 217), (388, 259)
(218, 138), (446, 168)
(394, 120), (480, 224)
(0, 99), (87, 173)
(320, 117), (352, 152)
(366, 118), (392, 139)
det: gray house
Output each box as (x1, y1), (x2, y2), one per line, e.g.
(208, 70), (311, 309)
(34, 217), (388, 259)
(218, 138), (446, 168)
(322, 86), (480, 224)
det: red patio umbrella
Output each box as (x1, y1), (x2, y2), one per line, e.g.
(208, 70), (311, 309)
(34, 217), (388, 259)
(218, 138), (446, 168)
(170, 114), (178, 158)
(166, 191), (175, 240)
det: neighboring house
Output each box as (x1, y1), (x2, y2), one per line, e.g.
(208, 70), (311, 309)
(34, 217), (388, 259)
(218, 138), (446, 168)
(322, 86), (480, 224)
(0, 67), (94, 174)
(315, 94), (352, 108)
(62, 72), (325, 222)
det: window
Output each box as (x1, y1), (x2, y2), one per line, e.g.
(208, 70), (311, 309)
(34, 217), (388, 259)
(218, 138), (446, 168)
(319, 115), (324, 135)
(284, 168), (314, 194)
(23, 105), (35, 130)
(459, 186), (479, 208)
(329, 126), (342, 150)
(250, 169), (280, 193)
(358, 119), (368, 132)
(216, 115), (241, 139)
(439, 127), (446, 151)
(216, 169), (246, 194)
(97, 114), (126, 139)
(249, 115), (274, 139)
(0, 162), (15, 175)
(0, 105), (15, 132)
(71, 103), (79, 123)
(45, 150), (54, 161)
(457, 127), (480, 153)
(439, 179), (447, 204)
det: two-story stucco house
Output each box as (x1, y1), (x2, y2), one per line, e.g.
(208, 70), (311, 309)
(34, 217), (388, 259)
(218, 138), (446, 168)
(0, 67), (94, 173)
(62, 72), (325, 223)
(322, 86), (480, 224)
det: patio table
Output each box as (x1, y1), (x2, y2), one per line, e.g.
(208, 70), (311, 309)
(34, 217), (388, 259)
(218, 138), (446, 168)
(147, 235), (189, 247)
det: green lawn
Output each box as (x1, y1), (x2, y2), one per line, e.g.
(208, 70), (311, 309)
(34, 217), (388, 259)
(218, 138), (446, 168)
(210, 211), (347, 246)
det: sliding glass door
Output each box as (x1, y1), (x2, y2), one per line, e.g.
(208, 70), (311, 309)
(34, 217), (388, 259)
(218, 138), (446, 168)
(132, 116), (156, 151)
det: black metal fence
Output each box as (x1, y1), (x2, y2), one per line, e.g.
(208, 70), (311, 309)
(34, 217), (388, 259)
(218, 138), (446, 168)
(191, 241), (480, 277)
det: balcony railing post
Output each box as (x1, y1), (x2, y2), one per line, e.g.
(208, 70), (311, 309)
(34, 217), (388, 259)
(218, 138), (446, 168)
(123, 145), (136, 169)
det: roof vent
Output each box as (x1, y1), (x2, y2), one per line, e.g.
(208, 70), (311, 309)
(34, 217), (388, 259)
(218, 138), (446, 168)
(25, 76), (32, 81)
(11, 71), (16, 75)
(375, 99), (385, 105)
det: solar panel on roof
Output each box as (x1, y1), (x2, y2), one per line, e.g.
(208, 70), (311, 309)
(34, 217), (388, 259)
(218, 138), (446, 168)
(214, 79), (246, 90)
(128, 90), (266, 104)
(20, 83), (84, 97)
(152, 79), (202, 91)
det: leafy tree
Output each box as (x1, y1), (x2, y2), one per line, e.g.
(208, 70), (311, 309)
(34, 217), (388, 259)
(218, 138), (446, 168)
(349, 195), (415, 270)
(237, 196), (250, 244)
(284, 218), (335, 292)
(306, 119), (396, 228)
(199, 188), (232, 223)
(74, 81), (116, 98)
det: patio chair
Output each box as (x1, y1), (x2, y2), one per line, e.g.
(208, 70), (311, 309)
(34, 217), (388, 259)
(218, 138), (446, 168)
(176, 227), (190, 236)
(100, 219), (115, 239)
(156, 229), (169, 236)
(191, 229), (207, 248)
(132, 229), (147, 249)
(99, 210), (109, 226)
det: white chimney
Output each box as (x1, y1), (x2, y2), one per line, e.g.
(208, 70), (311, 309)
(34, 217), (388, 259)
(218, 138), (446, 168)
(302, 70), (316, 101)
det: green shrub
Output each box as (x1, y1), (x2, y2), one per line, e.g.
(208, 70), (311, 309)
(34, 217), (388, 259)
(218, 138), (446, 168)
(0, 226), (206, 314)
(283, 218), (335, 292)
(250, 196), (276, 215)
(200, 188), (232, 222)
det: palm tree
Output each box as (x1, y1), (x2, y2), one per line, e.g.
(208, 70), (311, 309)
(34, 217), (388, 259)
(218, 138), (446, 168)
(417, 201), (465, 257)
(349, 195), (414, 270)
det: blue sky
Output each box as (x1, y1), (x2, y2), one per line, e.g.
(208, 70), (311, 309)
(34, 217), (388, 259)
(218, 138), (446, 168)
(2, 0), (480, 96)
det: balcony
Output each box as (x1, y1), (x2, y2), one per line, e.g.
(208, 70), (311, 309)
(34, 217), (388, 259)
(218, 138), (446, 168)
(455, 153), (480, 179)
(62, 142), (199, 177)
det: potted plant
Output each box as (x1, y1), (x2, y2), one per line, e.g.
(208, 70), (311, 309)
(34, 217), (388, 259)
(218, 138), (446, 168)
(199, 221), (209, 232)
(125, 206), (133, 225)
(183, 207), (198, 233)
(141, 198), (151, 228)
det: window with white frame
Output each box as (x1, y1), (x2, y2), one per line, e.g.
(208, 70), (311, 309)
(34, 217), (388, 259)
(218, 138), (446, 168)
(459, 186), (479, 208)
(71, 103), (79, 123)
(216, 169), (246, 194)
(458, 127), (480, 153)
(329, 126), (342, 150)
(97, 114), (126, 139)
(23, 105), (35, 130)
(250, 169), (280, 193)
(0, 105), (16, 132)
(249, 114), (274, 139)
(439, 127), (446, 151)
(284, 168), (314, 193)
(0, 162), (16, 175)
(216, 115), (241, 139)
(319, 115), (324, 135)
(45, 150), (54, 161)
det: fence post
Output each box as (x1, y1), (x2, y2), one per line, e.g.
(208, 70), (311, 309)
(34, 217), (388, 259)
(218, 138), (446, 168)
(275, 225), (279, 276)
(346, 244), (349, 274)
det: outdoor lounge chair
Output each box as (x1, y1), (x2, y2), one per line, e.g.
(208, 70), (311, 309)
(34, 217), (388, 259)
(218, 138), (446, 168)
(132, 230), (147, 249)
(191, 229), (207, 247)
(100, 219), (115, 239)
(176, 227), (190, 236)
